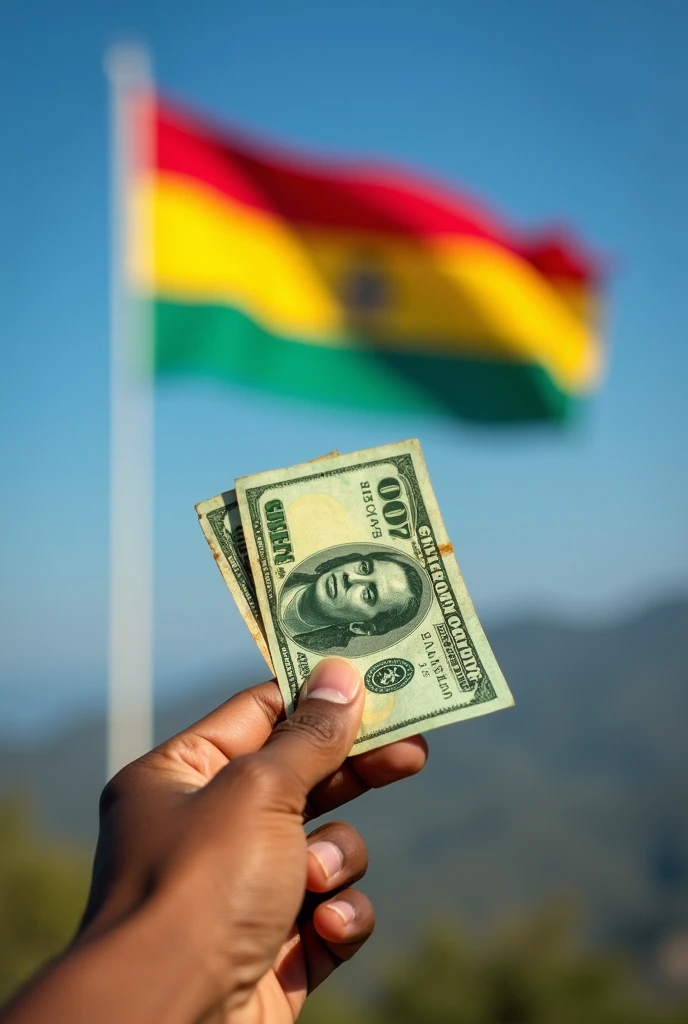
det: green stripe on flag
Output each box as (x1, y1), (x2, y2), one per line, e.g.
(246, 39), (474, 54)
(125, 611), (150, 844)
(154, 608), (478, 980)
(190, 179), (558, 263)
(152, 299), (575, 423)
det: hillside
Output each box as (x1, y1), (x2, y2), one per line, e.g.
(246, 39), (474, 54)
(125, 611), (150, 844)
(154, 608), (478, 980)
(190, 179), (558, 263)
(1, 596), (687, 971)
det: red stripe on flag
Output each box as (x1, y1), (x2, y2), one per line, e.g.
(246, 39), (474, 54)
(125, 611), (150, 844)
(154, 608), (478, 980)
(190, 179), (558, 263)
(153, 98), (600, 285)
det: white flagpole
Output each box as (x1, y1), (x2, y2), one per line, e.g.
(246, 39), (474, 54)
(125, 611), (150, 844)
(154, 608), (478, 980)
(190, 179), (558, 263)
(104, 43), (155, 778)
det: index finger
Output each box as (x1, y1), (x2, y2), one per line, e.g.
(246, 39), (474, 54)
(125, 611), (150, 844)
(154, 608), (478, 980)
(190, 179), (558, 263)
(159, 674), (426, 803)
(152, 681), (284, 784)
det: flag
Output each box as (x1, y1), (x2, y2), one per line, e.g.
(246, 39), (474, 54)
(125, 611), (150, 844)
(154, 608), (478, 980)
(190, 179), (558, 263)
(130, 98), (603, 422)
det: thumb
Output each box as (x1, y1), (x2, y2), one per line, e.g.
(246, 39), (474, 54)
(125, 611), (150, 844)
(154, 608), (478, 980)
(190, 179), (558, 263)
(257, 658), (364, 798)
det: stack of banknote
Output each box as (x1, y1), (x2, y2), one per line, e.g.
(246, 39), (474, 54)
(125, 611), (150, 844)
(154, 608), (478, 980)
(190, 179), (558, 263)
(196, 440), (513, 753)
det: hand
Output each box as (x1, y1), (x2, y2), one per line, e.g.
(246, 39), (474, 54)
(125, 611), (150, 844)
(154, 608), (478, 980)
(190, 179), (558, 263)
(15, 658), (426, 1024)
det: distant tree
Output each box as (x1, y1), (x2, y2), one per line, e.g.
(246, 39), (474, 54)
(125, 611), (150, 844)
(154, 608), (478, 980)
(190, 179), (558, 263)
(297, 985), (374, 1024)
(2, 807), (688, 1024)
(374, 903), (688, 1024)
(0, 800), (90, 1004)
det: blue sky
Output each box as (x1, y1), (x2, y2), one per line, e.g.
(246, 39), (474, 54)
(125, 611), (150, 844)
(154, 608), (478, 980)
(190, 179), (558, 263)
(1, 0), (686, 734)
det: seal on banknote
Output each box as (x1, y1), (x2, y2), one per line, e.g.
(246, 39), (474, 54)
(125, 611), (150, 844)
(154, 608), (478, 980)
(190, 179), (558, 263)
(277, 541), (432, 656)
(365, 658), (415, 693)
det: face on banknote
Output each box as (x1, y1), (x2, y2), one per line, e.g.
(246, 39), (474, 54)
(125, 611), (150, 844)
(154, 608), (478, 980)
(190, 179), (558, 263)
(234, 440), (513, 754)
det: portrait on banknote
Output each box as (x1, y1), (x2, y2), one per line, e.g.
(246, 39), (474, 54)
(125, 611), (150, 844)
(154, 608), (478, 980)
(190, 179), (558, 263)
(277, 541), (432, 656)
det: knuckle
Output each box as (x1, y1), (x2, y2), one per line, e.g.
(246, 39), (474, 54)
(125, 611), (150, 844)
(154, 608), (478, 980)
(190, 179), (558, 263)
(230, 753), (286, 797)
(273, 709), (339, 748)
(158, 732), (215, 778)
(98, 763), (137, 818)
(311, 819), (362, 845)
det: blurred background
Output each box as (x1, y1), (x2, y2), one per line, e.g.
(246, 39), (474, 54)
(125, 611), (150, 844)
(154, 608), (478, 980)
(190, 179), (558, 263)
(1, 1), (687, 1020)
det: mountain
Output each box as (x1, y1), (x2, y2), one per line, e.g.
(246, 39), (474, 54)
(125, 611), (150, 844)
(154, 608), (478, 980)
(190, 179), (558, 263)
(1, 596), (687, 971)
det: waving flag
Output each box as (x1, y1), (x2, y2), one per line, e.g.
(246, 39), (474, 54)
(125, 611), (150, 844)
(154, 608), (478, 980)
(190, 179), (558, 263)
(129, 98), (603, 422)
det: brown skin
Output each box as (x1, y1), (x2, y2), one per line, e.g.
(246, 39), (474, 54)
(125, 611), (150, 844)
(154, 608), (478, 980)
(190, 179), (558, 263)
(1, 659), (427, 1024)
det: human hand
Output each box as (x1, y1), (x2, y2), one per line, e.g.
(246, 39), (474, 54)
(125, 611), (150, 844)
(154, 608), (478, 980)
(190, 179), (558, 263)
(74, 658), (427, 1023)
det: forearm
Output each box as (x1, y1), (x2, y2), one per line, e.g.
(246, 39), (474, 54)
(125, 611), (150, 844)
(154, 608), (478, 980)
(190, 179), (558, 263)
(1, 891), (218, 1024)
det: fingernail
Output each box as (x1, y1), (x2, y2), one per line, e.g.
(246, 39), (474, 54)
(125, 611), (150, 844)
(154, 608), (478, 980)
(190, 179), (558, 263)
(308, 840), (344, 880)
(326, 900), (356, 926)
(306, 658), (361, 704)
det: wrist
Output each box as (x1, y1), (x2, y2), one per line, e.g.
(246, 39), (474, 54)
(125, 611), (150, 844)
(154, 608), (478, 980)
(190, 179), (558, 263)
(2, 886), (223, 1024)
(118, 888), (223, 1023)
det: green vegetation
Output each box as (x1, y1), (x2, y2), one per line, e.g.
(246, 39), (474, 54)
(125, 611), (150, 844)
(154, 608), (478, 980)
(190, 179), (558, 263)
(0, 801), (90, 1004)
(301, 905), (688, 1024)
(1, 800), (687, 1022)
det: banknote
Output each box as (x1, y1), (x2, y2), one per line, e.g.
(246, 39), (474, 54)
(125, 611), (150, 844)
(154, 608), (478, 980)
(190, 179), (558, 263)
(196, 489), (274, 670)
(235, 439), (514, 753)
(196, 452), (340, 672)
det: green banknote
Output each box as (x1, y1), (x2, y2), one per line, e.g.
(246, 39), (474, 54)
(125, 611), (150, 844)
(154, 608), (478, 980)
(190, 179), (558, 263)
(196, 452), (340, 673)
(235, 439), (513, 753)
(196, 489), (274, 671)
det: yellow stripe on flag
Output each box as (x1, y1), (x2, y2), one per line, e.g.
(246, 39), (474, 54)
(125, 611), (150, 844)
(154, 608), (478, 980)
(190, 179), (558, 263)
(131, 174), (601, 393)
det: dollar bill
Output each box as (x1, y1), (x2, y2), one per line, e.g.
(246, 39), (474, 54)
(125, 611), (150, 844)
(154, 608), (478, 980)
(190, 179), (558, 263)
(235, 439), (513, 753)
(196, 452), (340, 672)
(196, 489), (274, 670)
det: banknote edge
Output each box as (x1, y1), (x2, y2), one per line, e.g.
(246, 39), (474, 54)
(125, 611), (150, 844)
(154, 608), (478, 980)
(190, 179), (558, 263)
(195, 493), (275, 671)
(194, 453), (342, 686)
(350, 690), (514, 754)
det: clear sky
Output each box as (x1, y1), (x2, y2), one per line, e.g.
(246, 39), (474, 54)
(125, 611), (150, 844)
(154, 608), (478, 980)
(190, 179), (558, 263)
(1, 0), (686, 734)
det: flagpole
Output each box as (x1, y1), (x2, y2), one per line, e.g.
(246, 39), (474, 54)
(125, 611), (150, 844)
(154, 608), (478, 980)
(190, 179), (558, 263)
(104, 43), (155, 778)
